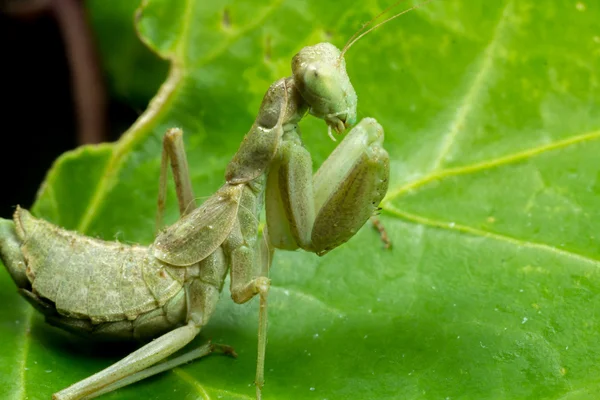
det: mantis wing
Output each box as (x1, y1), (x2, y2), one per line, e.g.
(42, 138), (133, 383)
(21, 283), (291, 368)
(152, 184), (243, 266)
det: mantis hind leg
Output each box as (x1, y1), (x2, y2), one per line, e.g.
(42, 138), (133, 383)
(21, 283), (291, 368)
(0, 217), (28, 288)
(53, 248), (234, 400)
(53, 321), (202, 400)
(81, 342), (236, 400)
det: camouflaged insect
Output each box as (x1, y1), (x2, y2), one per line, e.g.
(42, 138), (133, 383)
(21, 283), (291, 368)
(0, 42), (389, 400)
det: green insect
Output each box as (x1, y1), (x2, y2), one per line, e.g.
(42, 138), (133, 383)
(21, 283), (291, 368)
(0, 1), (431, 398)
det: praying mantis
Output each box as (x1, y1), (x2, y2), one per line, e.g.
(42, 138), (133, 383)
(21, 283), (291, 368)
(0, 1), (434, 399)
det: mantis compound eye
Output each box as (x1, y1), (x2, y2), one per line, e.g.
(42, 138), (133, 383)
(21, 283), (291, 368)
(292, 42), (358, 133)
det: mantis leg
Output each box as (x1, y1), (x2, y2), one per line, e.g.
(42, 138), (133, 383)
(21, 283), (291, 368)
(227, 225), (271, 400)
(255, 232), (274, 400)
(371, 216), (392, 249)
(227, 180), (270, 306)
(224, 181), (273, 399)
(53, 321), (201, 400)
(156, 128), (196, 232)
(310, 117), (389, 254)
(265, 129), (315, 251)
(230, 222), (272, 400)
(228, 235), (271, 305)
(266, 117), (390, 255)
(81, 342), (236, 400)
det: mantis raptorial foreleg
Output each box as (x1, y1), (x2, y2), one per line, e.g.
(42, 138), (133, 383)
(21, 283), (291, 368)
(311, 118), (389, 252)
(266, 118), (389, 255)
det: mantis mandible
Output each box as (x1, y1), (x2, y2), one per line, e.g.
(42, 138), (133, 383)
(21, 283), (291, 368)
(0, 1), (432, 399)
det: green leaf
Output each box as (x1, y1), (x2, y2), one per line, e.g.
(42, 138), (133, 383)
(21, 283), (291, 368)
(2, 0), (600, 399)
(86, 0), (169, 108)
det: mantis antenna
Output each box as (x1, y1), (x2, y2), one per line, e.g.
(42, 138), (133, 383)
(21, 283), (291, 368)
(342, 0), (412, 53)
(339, 0), (438, 61)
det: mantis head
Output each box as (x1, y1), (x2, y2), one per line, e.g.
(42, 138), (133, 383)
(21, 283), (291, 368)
(291, 1), (435, 140)
(292, 42), (358, 136)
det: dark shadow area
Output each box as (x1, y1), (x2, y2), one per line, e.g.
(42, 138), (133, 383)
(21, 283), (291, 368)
(0, 10), (138, 219)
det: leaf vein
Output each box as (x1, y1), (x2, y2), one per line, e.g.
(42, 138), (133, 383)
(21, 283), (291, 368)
(384, 205), (600, 267)
(76, 66), (182, 233)
(16, 307), (33, 400)
(75, 1), (284, 234)
(172, 368), (211, 400)
(172, 369), (255, 400)
(175, 0), (195, 60)
(188, 0), (284, 70)
(428, 0), (515, 172)
(384, 127), (600, 204)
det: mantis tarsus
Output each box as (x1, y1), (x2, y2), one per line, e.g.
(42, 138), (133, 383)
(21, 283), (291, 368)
(0, 1), (434, 398)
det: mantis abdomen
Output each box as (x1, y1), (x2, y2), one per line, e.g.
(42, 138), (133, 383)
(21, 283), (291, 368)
(3, 208), (193, 341)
